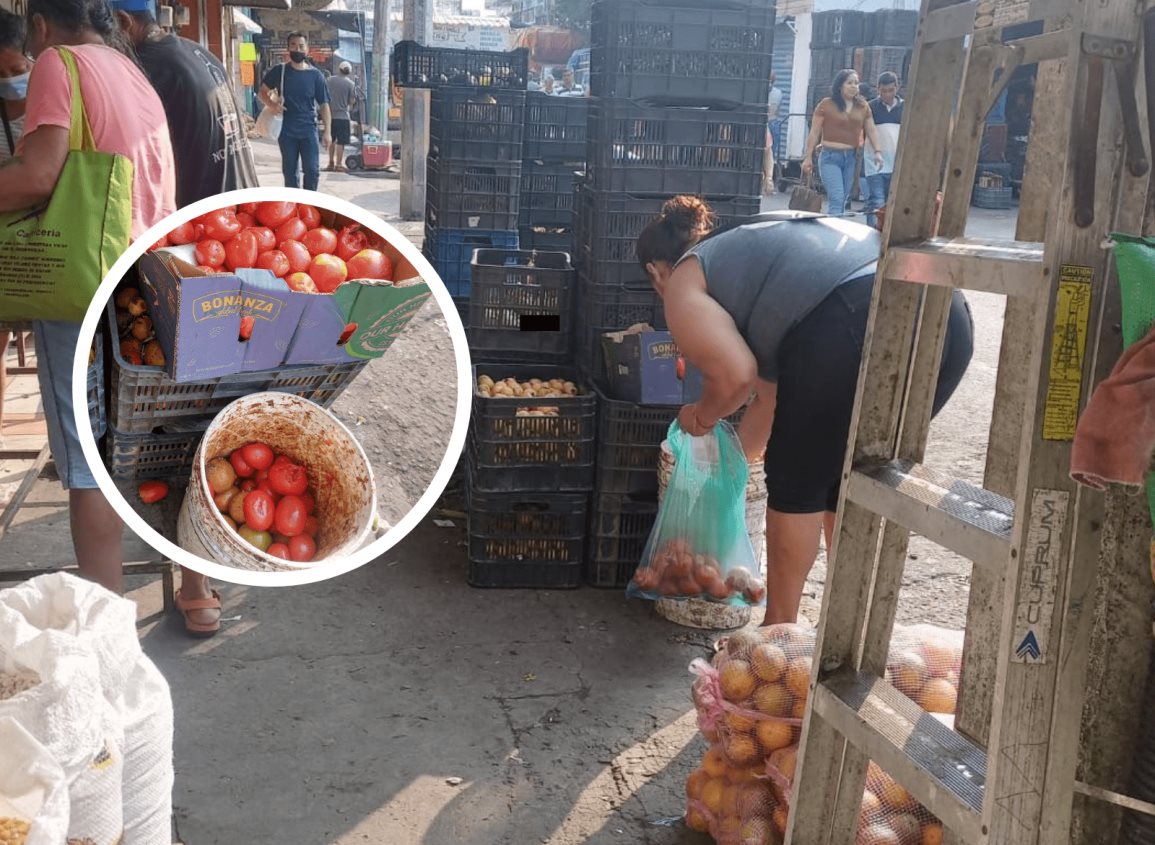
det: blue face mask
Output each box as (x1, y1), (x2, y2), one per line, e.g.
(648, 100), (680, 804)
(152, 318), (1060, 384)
(0, 71), (29, 102)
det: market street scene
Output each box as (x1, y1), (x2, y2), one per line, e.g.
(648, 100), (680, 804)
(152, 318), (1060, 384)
(1, 0), (1154, 844)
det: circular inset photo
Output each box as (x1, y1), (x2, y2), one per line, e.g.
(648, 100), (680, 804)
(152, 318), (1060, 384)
(72, 188), (471, 586)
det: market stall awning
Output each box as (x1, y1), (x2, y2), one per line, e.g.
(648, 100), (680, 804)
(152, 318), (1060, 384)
(308, 9), (365, 33)
(232, 8), (262, 35)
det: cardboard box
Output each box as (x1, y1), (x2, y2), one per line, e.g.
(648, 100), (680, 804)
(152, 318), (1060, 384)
(602, 328), (682, 406)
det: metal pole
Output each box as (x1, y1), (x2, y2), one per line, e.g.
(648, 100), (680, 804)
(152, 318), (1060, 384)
(400, 0), (432, 220)
(370, 0), (389, 131)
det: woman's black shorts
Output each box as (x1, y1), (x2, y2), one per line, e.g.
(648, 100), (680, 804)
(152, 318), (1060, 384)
(761, 274), (975, 513)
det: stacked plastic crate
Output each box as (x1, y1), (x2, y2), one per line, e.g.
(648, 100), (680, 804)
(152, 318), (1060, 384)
(579, 0), (772, 589)
(391, 42), (531, 314)
(808, 10), (867, 111)
(518, 93), (588, 256)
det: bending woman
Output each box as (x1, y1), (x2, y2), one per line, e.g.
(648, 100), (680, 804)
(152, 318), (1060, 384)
(803, 68), (883, 217)
(637, 198), (974, 625)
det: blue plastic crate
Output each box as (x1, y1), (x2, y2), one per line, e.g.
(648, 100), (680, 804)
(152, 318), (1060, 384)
(423, 225), (519, 298)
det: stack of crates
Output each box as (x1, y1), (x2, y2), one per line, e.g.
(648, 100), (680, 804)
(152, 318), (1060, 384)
(398, 44), (530, 314)
(809, 9), (916, 112)
(519, 93), (588, 255)
(465, 364), (597, 589)
(580, 0), (771, 589)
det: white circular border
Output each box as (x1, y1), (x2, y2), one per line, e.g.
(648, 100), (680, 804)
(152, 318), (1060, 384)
(71, 187), (473, 587)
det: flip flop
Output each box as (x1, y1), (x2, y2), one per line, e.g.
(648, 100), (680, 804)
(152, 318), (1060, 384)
(324, 164), (336, 172)
(174, 588), (222, 638)
(336, 166), (348, 173)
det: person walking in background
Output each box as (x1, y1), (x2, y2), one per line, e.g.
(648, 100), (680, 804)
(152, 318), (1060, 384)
(864, 71), (903, 228)
(111, 0), (258, 206)
(325, 60), (356, 172)
(764, 70), (783, 195)
(802, 69), (883, 216)
(258, 32), (331, 191)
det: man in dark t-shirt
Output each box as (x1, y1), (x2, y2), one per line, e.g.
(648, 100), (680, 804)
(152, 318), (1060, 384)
(258, 32), (331, 191)
(112, 0), (258, 206)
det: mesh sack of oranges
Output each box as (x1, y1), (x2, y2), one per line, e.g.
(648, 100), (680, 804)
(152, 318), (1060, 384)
(764, 748), (945, 845)
(885, 625), (963, 715)
(627, 421), (766, 606)
(689, 625), (815, 768)
(685, 743), (786, 845)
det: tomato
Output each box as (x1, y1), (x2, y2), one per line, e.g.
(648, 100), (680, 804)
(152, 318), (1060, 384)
(138, 480), (169, 503)
(256, 250), (290, 278)
(301, 227), (338, 256)
(337, 322), (357, 345)
(236, 211), (256, 228)
(196, 265), (220, 274)
(238, 202), (260, 216)
(168, 221), (198, 245)
(273, 454), (293, 466)
(273, 494), (307, 537)
(240, 442), (275, 471)
(199, 208), (243, 242)
(249, 226), (277, 252)
(304, 515), (319, 536)
(255, 468), (270, 483)
(240, 478), (257, 493)
(229, 449), (255, 478)
(239, 315), (255, 341)
(335, 224), (370, 261)
(238, 526), (272, 551)
(256, 201), (297, 228)
(268, 461), (308, 496)
(288, 533), (316, 562)
(224, 230), (259, 271)
(150, 235), (169, 251)
(243, 490), (275, 532)
(194, 239), (226, 268)
(285, 272), (317, 293)
(346, 248), (393, 281)
(297, 204), (321, 228)
(301, 491), (316, 514)
(257, 480), (278, 500)
(267, 543), (291, 560)
(310, 254), (348, 293)
(280, 239), (312, 273)
(274, 216), (308, 244)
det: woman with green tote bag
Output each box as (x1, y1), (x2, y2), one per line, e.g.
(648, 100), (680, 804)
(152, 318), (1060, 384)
(0, 0), (217, 634)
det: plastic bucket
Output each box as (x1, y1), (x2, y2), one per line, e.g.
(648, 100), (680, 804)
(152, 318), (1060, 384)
(176, 392), (377, 572)
(653, 439), (768, 630)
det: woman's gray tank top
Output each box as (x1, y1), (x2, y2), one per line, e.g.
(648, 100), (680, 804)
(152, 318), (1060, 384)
(679, 217), (881, 382)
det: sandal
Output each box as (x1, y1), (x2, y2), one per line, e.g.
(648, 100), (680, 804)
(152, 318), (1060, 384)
(336, 165), (347, 173)
(174, 588), (222, 638)
(324, 164), (336, 172)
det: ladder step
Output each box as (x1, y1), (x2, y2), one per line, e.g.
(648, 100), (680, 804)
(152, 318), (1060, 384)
(880, 237), (1045, 297)
(846, 460), (1014, 565)
(812, 668), (987, 843)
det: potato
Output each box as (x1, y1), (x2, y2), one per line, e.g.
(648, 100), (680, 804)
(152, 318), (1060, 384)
(142, 340), (165, 367)
(130, 315), (153, 341)
(114, 286), (140, 308)
(127, 296), (149, 317)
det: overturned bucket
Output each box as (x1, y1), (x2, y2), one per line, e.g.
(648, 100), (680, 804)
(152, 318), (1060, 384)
(653, 439), (768, 630)
(177, 392), (377, 572)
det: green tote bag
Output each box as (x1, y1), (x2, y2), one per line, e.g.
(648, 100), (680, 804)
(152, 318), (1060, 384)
(0, 46), (134, 322)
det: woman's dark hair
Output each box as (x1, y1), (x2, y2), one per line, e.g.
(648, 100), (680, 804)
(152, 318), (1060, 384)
(831, 68), (861, 111)
(27, 0), (117, 40)
(0, 8), (26, 51)
(636, 195), (715, 269)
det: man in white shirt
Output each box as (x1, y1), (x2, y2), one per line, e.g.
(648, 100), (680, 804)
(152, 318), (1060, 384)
(765, 71), (784, 194)
(864, 71), (904, 227)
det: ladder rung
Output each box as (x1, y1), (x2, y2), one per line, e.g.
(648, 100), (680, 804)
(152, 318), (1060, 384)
(880, 237), (1045, 297)
(846, 460), (1014, 565)
(812, 668), (987, 842)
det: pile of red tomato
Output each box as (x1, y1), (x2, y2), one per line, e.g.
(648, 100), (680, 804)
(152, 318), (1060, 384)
(205, 442), (320, 563)
(152, 202), (395, 294)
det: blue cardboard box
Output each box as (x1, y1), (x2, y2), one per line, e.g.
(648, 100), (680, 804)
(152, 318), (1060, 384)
(601, 328), (683, 406)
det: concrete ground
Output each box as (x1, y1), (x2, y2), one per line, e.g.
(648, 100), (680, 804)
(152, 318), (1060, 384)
(0, 137), (1020, 844)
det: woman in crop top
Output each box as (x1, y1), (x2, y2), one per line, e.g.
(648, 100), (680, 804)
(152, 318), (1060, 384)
(803, 69), (883, 217)
(635, 197), (974, 625)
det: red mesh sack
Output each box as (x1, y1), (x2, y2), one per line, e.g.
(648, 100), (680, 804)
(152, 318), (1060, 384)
(685, 743), (784, 845)
(886, 624), (963, 715)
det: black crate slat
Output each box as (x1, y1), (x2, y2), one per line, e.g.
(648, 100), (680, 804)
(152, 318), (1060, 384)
(518, 161), (583, 229)
(430, 87), (527, 163)
(811, 10), (868, 47)
(393, 41), (529, 89)
(524, 93), (590, 162)
(574, 275), (667, 382)
(468, 249), (575, 363)
(426, 158), (522, 231)
(585, 492), (659, 588)
(467, 489), (588, 589)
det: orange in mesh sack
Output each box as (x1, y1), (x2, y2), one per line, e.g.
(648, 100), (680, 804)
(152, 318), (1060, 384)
(690, 625), (815, 767)
(885, 625), (963, 715)
(685, 743), (783, 845)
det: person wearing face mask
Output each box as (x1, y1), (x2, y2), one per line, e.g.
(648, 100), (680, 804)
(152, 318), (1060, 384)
(0, 0), (226, 637)
(258, 31), (331, 191)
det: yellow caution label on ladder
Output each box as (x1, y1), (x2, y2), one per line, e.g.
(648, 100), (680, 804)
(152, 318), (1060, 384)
(1042, 266), (1094, 441)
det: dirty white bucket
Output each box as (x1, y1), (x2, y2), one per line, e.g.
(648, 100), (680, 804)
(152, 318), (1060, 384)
(653, 440), (768, 630)
(177, 392), (376, 572)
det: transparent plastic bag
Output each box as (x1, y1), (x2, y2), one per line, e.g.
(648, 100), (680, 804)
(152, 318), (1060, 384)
(689, 624), (816, 767)
(685, 743), (783, 845)
(628, 421), (765, 606)
(886, 624), (963, 715)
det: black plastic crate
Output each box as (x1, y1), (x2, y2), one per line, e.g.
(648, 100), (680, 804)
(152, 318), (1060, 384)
(811, 10), (867, 47)
(853, 46), (911, 89)
(469, 364), (597, 493)
(586, 99), (765, 197)
(467, 490), (588, 589)
(519, 225), (576, 255)
(524, 93), (590, 162)
(468, 249), (575, 362)
(423, 225), (519, 299)
(430, 87), (526, 164)
(518, 160), (583, 229)
(866, 9), (919, 47)
(392, 41), (529, 89)
(585, 492), (659, 588)
(577, 189), (761, 287)
(590, 1), (774, 105)
(972, 185), (1015, 210)
(574, 275), (667, 380)
(810, 47), (853, 86)
(426, 158), (522, 231)
(592, 384), (676, 499)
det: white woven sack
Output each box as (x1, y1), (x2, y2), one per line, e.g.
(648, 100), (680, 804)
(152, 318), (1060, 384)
(0, 717), (71, 845)
(120, 657), (174, 845)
